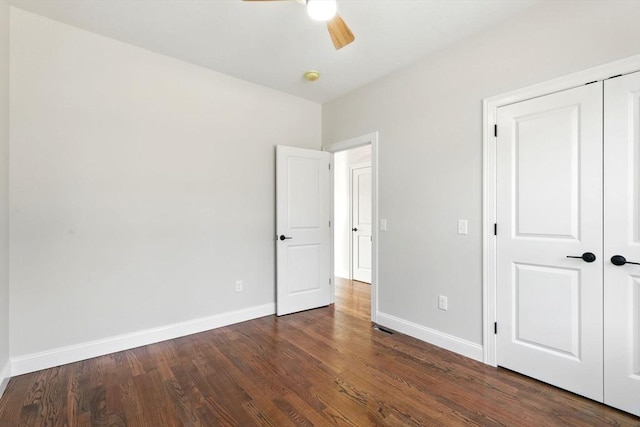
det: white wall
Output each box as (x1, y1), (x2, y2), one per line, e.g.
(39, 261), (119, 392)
(334, 145), (370, 279)
(9, 9), (321, 364)
(322, 0), (640, 349)
(0, 0), (10, 394)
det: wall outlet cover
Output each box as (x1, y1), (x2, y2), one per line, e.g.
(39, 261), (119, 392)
(438, 295), (448, 310)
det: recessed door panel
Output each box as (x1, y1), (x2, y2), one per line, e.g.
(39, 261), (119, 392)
(515, 106), (579, 239)
(513, 264), (580, 359)
(357, 235), (372, 270)
(288, 156), (320, 229)
(287, 244), (321, 294)
(357, 172), (372, 225)
(631, 276), (640, 378)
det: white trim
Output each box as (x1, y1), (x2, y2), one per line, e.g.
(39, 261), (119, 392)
(11, 303), (275, 376)
(324, 133), (375, 153)
(377, 312), (483, 362)
(329, 154), (336, 302)
(484, 55), (640, 108)
(0, 359), (10, 398)
(324, 132), (379, 322)
(482, 54), (640, 366)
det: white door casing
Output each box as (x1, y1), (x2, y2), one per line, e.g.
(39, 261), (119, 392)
(495, 83), (604, 401)
(351, 164), (372, 283)
(603, 71), (640, 416)
(276, 145), (331, 316)
(323, 132), (379, 323)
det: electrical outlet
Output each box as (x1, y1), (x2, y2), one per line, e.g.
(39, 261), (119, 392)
(438, 295), (448, 311)
(235, 280), (243, 292)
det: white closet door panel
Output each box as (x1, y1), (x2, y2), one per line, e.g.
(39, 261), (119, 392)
(604, 71), (640, 416)
(496, 82), (604, 401)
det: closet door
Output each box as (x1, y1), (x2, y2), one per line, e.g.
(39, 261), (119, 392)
(604, 71), (640, 417)
(496, 83), (604, 401)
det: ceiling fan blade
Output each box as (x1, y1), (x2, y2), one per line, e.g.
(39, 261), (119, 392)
(326, 14), (354, 50)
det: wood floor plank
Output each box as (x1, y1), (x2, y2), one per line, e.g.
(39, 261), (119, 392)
(0, 279), (638, 426)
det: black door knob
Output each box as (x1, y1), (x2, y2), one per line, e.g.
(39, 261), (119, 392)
(279, 235), (292, 241)
(566, 252), (596, 263)
(352, 228), (358, 232)
(611, 255), (640, 266)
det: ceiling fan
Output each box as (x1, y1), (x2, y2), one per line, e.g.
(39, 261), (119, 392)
(243, 0), (355, 50)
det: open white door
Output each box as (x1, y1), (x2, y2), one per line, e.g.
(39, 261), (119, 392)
(351, 165), (372, 283)
(604, 71), (640, 416)
(276, 145), (331, 316)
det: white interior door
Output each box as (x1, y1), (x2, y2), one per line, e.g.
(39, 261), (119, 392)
(496, 83), (604, 401)
(604, 71), (640, 416)
(276, 145), (331, 316)
(351, 165), (372, 283)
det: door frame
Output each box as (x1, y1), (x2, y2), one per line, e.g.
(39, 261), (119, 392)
(349, 162), (372, 283)
(482, 55), (640, 366)
(324, 132), (379, 323)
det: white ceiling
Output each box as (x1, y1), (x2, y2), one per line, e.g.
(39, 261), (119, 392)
(9, 0), (541, 103)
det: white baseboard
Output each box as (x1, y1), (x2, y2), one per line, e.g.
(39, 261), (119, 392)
(11, 303), (275, 376)
(0, 359), (10, 399)
(376, 311), (483, 362)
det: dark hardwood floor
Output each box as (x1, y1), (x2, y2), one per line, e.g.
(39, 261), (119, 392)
(0, 278), (637, 426)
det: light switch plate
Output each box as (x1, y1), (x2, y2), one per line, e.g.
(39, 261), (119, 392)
(380, 219), (387, 231)
(457, 220), (468, 235)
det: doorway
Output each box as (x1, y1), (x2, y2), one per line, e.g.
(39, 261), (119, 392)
(334, 146), (371, 284)
(324, 132), (379, 323)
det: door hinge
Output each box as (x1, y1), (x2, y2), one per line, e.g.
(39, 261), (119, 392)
(328, 163), (331, 170)
(494, 124), (497, 137)
(494, 223), (497, 236)
(494, 322), (498, 334)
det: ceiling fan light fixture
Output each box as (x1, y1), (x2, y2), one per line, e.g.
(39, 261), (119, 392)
(306, 0), (337, 22)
